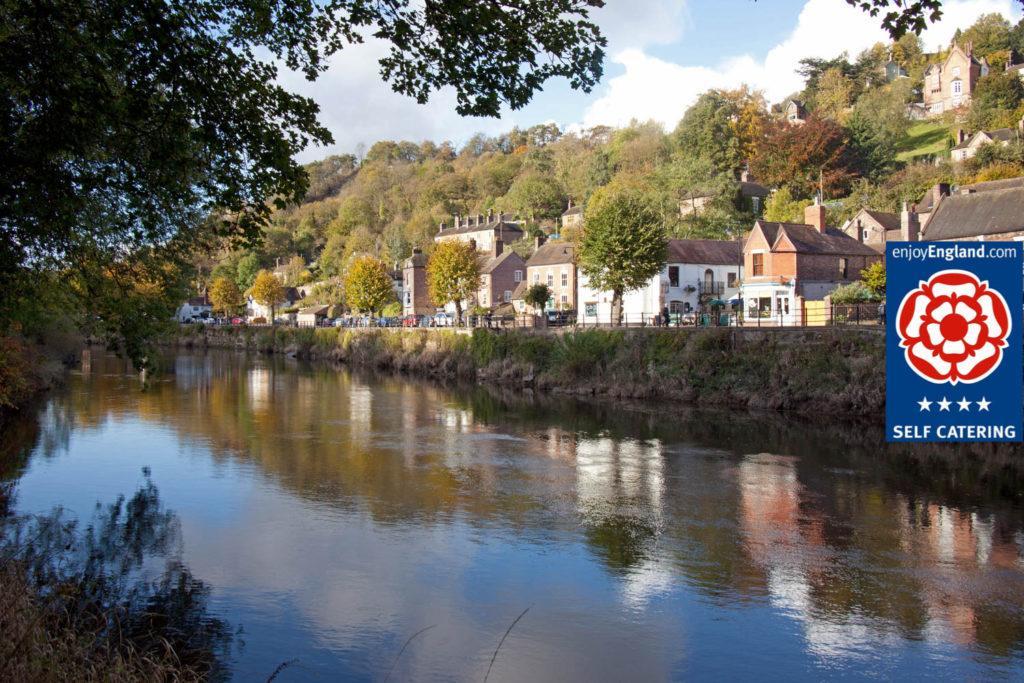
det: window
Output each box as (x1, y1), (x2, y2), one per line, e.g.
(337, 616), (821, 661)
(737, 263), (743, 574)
(561, 271), (568, 288)
(704, 269), (714, 290)
(952, 79), (962, 96)
(504, 290), (512, 302)
(862, 228), (870, 241)
(668, 266), (680, 287)
(514, 270), (522, 282)
(405, 292), (411, 304)
(839, 257), (848, 279)
(585, 302), (597, 318)
(752, 253), (764, 276)
(669, 300), (684, 314)
(561, 294), (567, 304)
(547, 273), (553, 286)
(533, 273), (539, 284)
(727, 272), (737, 288)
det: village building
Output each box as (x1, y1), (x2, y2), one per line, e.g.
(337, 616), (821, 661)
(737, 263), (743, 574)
(950, 124), (1020, 161)
(577, 239), (743, 325)
(434, 211), (524, 252)
(175, 295), (212, 323)
(841, 208), (902, 251)
(561, 201), (583, 232)
(922, 41), (989, 116)
(915, 177), (1024, 234)
(919, 185), (1024, 242)
(297, 305), (330, 327)
(524, 237), (576, 310)
(475, 248), (526, 310)
(784, 99), (807, 125)
(401, 248), (432, 316)
(247, 287), (301, 322)
(679, 170), (770, 218)
(883, 52), (908, 82)
(739, 202), (882, 325)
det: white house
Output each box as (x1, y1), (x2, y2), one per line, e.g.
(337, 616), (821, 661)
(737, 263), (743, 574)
(175, 295), (212, 323)
(577, 239), (743, 324)
(247, 286), (302, 322)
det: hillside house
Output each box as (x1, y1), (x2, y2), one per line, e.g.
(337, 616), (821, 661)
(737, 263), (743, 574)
(297, 305), (330, 327)
(922, 41), (989, 116)
(247, 287), (302, 322)
(175, 295), (211, 323)
(561, 201), (583, 232)
(842, 208), (901, 250)
(577, 239), (743, 325)
(434, 212), (524, 253)
(739, 203), (881, 325)
(785, 99), (807, 125)
(915, 177), (1024, 234)
(401, 248), (432, 316)
(525, 238), (576, 310)
(950, 123), (1020, 162)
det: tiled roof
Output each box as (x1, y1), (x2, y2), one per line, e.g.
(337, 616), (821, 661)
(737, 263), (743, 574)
(922, 186), (1024, 241)
(561, 205), (582, 216)
(526, 241), (574, 267)
(299, 305), (329, 315)
(187, 296), (211, 307)
(955, 128), (1017, 150)
(437, 214), (523, 238)
(858, 209), (900, 232)
(756, 220), (880, 256)
(479, 249), (525, 275)
(739, 181), (770, 198)
(666, 239), (743, 265)
(511, 280), (527, 300)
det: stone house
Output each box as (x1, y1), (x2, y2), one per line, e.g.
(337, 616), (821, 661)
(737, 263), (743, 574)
(922, 41), (989, 116)
(524, 238), (576, 310)
(915, 177), (1024, 234)
(401, 248), (432, 316)
(739, 203), (882, 324)
(950, 124), (1020, 162)
(561, 201), (583, 232)
(841, 208), (902, 251)
(919, 185), (1024, 242)
(784, 99), (807, 125)
(435, 211), (524, 252)
(577, 239), (743, 325)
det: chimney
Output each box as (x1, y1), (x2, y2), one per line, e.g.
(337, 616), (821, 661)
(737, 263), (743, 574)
(438, 221), (446, 233)
(740, 168), (751, 183)
(956, 128), (967, 144)
(453, 214), (461, 228)
(900, 202), (920, 242)
(855, 219), (864, 243)
(477, 213), (484, 225)
(412, 247), (422, 255)
(534, 234), (547, 251)
(567, 198), (573, 210)
(933, 182), (951, 205)
(487, 208), (494, 222)
(493, 239), (503, 257)
(804, 199), (827, 234)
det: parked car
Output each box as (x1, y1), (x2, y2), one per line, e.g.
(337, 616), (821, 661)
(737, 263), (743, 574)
(432, 312), (454, 327)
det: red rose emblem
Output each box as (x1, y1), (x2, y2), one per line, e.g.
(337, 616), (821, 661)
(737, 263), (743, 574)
(896, 269), (1012, 385)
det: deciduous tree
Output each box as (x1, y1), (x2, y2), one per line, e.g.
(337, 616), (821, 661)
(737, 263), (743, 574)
(427, 241), (481, 325)
(208, 277), (244, 317)
(578, 181), (666, 326)
(250, 271), (286, 324)
(343, 256), (395, 314)
(751, 116), (859, 199)
(524, 283), (552, 313)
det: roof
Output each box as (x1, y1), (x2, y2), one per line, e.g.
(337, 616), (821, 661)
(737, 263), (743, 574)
(299, 305), (329, 315)
(739, 181), (770, 198)
(855, 208), (900, 232)
(562, 205), (582, 216)
(959, 176), (1024, 194)
(186, 296), (211, 307)
(283, 287), (301, 302)
(511, 280), (527, 300)
(437, 214), (524, 239)
(754, 221), (880, 256)
(955, 128), (1016, 150)
(922, 186), (1024, 241)
(479, 249), (525, 275)
(526, 241), (574, 267)
(667, 239), (742, 265)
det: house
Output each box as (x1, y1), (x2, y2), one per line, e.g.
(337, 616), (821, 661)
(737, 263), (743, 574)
(475, 248), (526, 310)
(841, 208), (902, 251)
(739, 202), (882, 324)
(922, 41), (989, 116)
(434, 211), (524, 253)
(525, 238), (576, 310)
(247, 286), (301, 322)
(561, 200), (583, 232)
(679, 191), (714, 218)
(883, 52), (908, 82)
(784, 99), (807, 125)
(401, 248), (432, 316)
(950, 125), (1019, 162)
(738, 169), (770, 215)
(919, 184), (1024, 242)
(577, 239), (743, 325)
(297, 305), (330, 327)
(175, 295), (211, 323)
(915, 177), (1024, 233)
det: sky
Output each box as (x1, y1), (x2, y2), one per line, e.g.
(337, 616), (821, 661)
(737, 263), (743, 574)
(284, 0), (1023, 162)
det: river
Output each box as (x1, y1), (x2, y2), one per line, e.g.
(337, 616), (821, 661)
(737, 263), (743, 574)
(2, 349), (1024, 681)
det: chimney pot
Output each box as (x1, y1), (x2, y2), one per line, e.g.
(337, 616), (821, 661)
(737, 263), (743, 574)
(493, 239), (503, 257)
(900, 203), (920, 242)
(534, 235), (546, 251)
(439, 221), (446, 233)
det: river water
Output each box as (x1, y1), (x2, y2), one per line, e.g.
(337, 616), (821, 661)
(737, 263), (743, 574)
(3, 350), (1024, 681)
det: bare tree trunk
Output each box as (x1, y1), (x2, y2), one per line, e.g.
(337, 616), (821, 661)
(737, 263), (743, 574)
(612, 289), (623, 327)
(455, 300), (463, 327)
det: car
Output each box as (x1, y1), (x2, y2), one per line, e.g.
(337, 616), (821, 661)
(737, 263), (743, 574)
(432, 312), (453, 327)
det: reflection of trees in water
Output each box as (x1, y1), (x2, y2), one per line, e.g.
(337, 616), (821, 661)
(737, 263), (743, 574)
(1, 474), (233, 680)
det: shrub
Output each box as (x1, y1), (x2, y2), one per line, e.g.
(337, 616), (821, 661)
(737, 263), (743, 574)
(553, 330), (622, 378)
(830, 281), (876, 304)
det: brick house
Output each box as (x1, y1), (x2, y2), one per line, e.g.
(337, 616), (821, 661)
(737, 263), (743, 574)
(922, 41), (989, 116)
(435, 211), (524, 252)
(401, 248), (432, 316)
(476, 248), (525, 310)
(739, 202), (882, 324)
(524, 237), (576, 310)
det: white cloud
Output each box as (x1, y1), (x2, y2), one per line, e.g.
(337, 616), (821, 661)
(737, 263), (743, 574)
(576, 0), (1021, 132)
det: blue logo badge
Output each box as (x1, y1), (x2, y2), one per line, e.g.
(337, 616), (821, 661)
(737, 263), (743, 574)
(886, 242), (1022, 442)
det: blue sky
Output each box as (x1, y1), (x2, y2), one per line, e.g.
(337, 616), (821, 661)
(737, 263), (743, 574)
(285, 0), (1021, 162)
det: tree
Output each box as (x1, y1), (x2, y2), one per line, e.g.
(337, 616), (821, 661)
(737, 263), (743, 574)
(967, 72), (1024, 130)
(524, 283), (552, 313)
(501, 172), (566, 221)
(763, 187), (810, 223)
(674, 91), (744, 174)
(208, 277), (244, 317)
(282, 255), (307, 286)
(578, 181), (666, 325)
(751, 116), (859, 199)
(235, 254), (262, 291)
(815, 68), (855, 121)
(960, 13), (1012, 57)
(1, 0), (605, 366)
(343, 256), (395, 314)
(860, 261), (886, 297)
(427, 241), (481, 325)
(250, 271), (285, 324)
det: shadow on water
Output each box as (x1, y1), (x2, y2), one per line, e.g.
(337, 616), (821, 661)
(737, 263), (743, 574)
(2, 347), (1024, 677)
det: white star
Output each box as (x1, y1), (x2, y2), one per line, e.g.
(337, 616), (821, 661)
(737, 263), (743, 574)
(918, 397), (932, 411)
(957, 397), (972, 412)
(977, 397), (991, 411)
(937, 397), (951, 411)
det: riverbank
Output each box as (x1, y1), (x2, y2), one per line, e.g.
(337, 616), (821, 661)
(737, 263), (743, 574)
(0, 335), (69, 421)
(171, 325), (885, 415)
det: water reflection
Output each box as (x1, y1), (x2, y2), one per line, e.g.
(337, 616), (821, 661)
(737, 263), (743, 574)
(2, 349), (1023, 680)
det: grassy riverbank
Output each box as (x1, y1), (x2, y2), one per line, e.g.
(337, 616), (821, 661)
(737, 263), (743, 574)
(174, 325), (885, 415)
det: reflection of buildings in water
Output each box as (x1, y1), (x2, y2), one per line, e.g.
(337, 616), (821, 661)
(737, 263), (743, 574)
(349, 383), (372, 424)
(575, 437), (665, 516)
(247, 367), (271, 410)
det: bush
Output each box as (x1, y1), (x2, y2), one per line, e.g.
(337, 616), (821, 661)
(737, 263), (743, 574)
(830, 281), (876, 304)
(553, 330), (622, 378)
